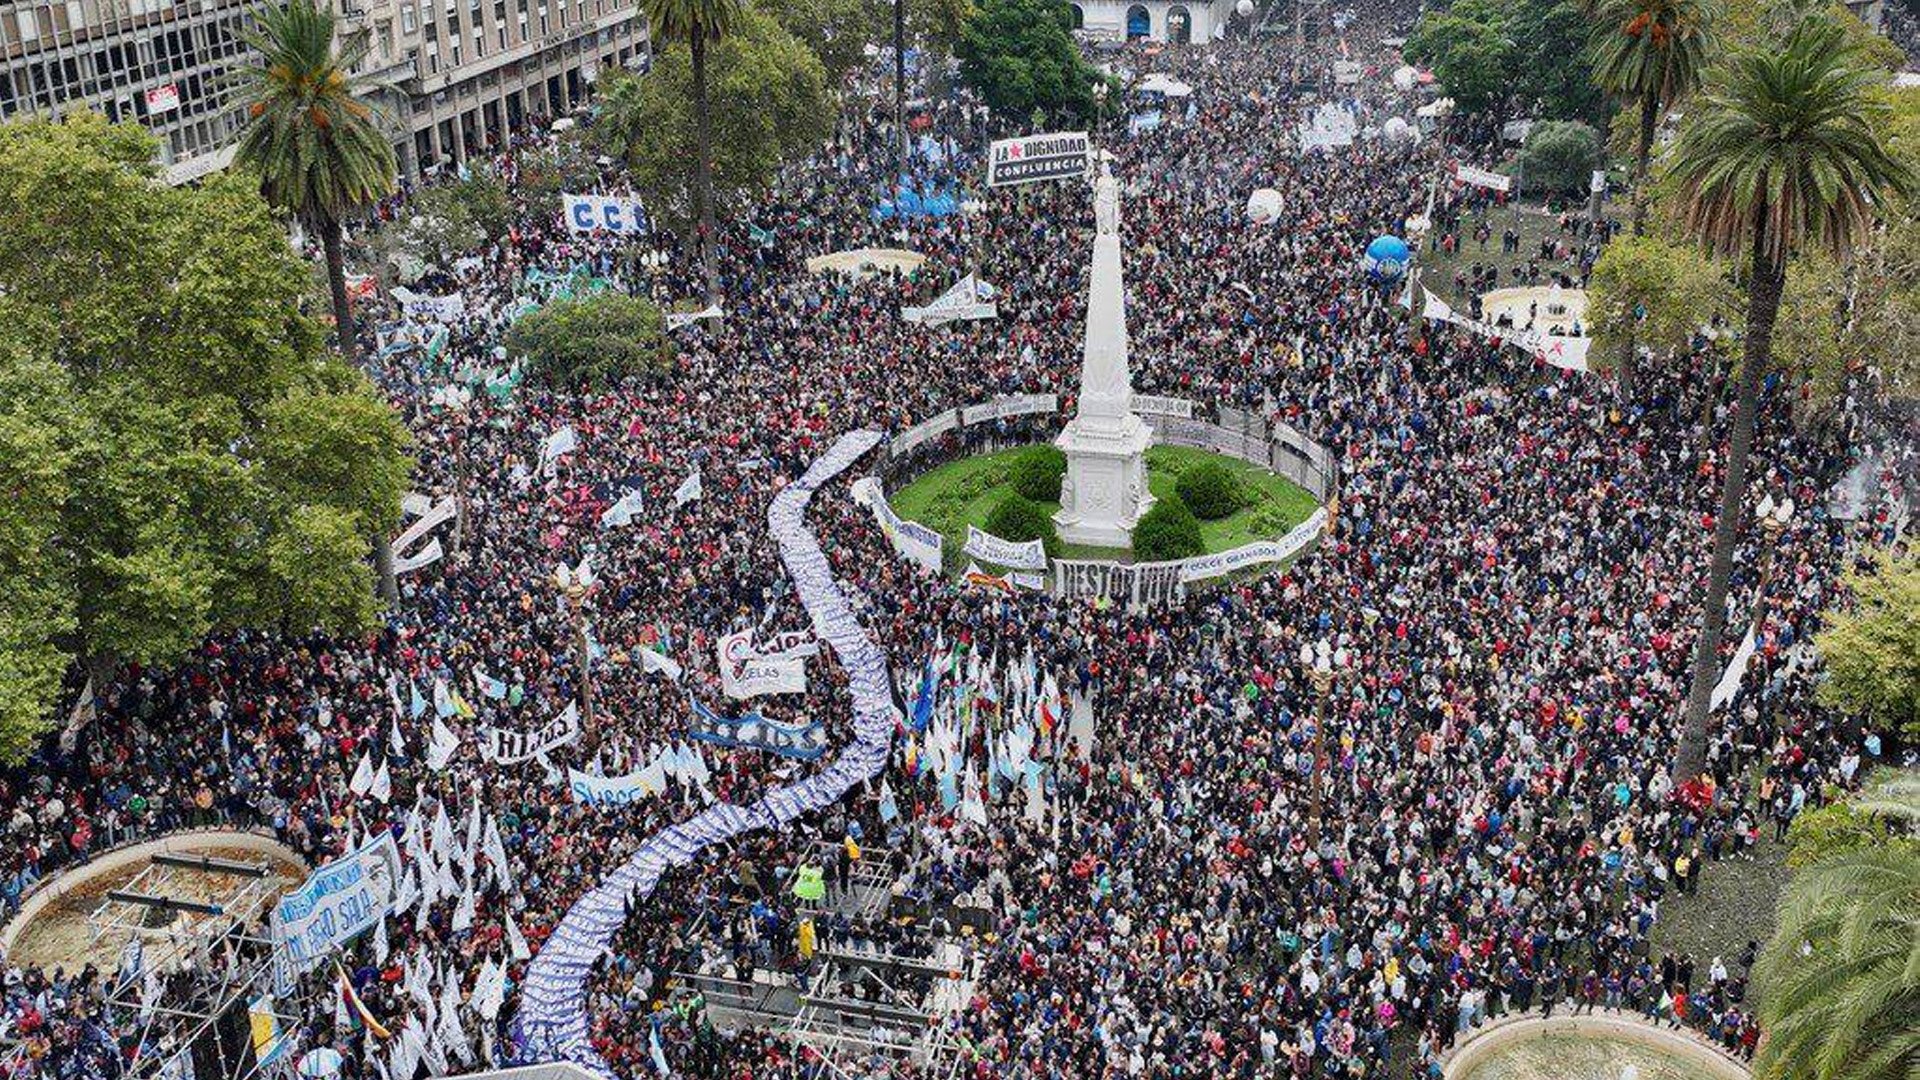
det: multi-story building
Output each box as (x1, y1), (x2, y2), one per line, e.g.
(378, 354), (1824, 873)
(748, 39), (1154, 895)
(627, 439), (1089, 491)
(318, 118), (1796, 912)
(346, 0), (649, 178)
(0, 2), (256, 182)
(0, 0), (648, 185)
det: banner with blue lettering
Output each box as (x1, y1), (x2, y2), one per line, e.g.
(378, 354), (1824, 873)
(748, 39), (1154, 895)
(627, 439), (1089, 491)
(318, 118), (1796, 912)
(270, 832), (400, 976)
(687, 696), (828, 760)
(561, 193), (647, 236)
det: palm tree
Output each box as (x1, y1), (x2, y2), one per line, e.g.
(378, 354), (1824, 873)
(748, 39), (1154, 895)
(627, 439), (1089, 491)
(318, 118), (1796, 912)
(1753, 847), (1920, 1080)
(1590, 0), (1715, 234)
(235, 1), (400, 602)
(642, 0), (746, 303)
(1587, 0), (1714, 396)
(1666, 16), (1913, 786)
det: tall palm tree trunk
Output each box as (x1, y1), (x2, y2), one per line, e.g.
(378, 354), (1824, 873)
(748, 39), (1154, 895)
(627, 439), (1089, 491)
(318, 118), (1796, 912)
(693, 32), (719, 303)
(1630, 90), (1658, 236)
(1616, 90), (1661, 401)
(320, 214), (358, 366)
(1674, 216), (1784, 783)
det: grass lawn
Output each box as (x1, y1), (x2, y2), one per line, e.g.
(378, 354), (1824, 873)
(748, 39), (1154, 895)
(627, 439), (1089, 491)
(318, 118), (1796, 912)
(888, 444), (1319, 569)
(1418, 195), (1618, 301)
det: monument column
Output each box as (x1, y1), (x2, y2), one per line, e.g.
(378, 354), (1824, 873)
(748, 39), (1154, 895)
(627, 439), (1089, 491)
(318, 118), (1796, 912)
(1054, 167), (1155, 548)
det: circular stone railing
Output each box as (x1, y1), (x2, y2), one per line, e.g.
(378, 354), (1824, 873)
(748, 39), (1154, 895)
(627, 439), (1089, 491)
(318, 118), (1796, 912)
(1440, 1009), (1754, 1080)
(868, 393), (1339, 605)
(0, 828), (308, 962)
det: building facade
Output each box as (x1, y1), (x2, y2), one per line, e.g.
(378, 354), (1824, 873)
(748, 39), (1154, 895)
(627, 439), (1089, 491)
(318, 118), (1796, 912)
(1070, 0), (1225, 44)
(0, 0), (647, 184)
(345, 0), (649, 178)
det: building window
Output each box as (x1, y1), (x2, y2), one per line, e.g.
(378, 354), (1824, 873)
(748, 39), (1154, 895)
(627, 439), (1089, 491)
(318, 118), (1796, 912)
(402, 3), (418, 32)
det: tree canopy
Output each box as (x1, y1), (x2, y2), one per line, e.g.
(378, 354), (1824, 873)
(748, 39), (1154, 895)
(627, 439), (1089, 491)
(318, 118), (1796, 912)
(0, 115), (411, 761)
(1815, 551), (1920, 740)
(957, 0), (1106, 125)
(505, 293), (674, 390)
(601, 9), (833, 229)
(1517, 119), (1602, 195)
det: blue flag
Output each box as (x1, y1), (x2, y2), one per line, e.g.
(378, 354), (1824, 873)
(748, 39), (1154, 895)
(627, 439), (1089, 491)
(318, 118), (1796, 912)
(911, 661), (935, 734)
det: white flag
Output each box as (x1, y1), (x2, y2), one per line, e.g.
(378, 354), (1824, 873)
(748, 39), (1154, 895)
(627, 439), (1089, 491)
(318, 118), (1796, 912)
(540, 424), (578, 470)
(673, 467), (702, 506)
(640, 646), (683, 682)
(348, 751), (376, 796)
(427, 716), (460, 772)
(599, 487), (646, 528)
(505, 911), (531, 961)
(370, 758), (393, 803)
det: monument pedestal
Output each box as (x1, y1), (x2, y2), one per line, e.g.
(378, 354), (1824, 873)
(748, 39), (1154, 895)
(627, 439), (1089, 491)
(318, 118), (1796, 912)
(1054, 415), (1155, 548)
(1053, 164), (1154, 550)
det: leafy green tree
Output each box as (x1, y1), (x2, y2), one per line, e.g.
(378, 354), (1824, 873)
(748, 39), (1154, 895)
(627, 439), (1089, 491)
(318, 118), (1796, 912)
(1512, 0), (1609, 124)
(1132, 497), (1204, 562)
(1518, 119), (1603, 195)
(505, 293), (673, 390)
(910, 0), (977, 55)
(1814, 552), (1920, 739)
(761, 0), (884, 77)
(1666, 16), (1915, 784)
(609, 11), (831, 267)
(0, 115), (411, 760)
(1009, 445), (1066, 502)
(1784, 771), (1920, 868)
(640, 0), (749, 302)
(1753, 845), (1920, 1080)
(392, 181), (487, 270)
(1175, 461), (1242, 521)
(1404, 0), (1516, 116)
(958, 0), (1104, 124)
(1588, 0), (1716, 235)
(984, 494), (1060, 558)
(0, 349), (76, 764)
(1586, 233), (1731, 373)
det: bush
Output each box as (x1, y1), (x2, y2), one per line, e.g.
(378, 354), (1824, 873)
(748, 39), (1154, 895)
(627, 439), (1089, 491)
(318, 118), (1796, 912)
(984, 494), (1060, 558)
(1517, 119), (1602, 196)
(1175, 461), (1241, 520)
(1132, 496), (1204, 562)
(504, 293), (672, 390)
(1009, 445), (1067, 502)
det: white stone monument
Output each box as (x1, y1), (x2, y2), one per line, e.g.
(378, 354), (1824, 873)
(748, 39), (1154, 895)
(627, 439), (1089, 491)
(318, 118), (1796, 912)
(1054, 167), (1155, 548)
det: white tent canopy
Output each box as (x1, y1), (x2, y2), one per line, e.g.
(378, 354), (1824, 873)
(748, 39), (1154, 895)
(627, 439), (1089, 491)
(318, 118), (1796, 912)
(1136, 72), (1194, 98)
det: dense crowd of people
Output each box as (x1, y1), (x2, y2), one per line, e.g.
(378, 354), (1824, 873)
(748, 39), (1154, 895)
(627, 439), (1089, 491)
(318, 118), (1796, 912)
(1, 8), (1912, 1080)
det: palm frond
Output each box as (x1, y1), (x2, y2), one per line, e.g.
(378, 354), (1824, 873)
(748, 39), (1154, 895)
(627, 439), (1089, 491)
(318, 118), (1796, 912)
(232, 0), (397, 226)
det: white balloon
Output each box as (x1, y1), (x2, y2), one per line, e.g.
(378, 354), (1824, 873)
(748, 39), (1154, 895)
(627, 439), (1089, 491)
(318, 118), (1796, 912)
(1382, 117), (1414, 143)
(1391, 65), (1418, 92)
(1236, 0), (1254, 16)
(1245, 188), (1284, 224)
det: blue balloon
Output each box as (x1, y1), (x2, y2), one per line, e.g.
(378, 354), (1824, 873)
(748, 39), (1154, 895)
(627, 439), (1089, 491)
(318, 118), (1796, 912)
(1362, 234), (1411, 283)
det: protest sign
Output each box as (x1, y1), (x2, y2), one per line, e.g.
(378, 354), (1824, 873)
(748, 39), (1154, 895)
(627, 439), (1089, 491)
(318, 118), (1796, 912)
(986, 132), (1092, 187)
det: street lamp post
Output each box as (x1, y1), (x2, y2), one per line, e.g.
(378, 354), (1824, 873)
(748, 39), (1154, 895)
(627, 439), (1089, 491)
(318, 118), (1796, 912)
(1300, 638), (1347, 854)
(554, 567), (597, 732)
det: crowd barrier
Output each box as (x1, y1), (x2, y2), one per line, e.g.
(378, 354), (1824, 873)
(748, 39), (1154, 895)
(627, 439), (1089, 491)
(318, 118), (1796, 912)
(870, 394), (1341, 605)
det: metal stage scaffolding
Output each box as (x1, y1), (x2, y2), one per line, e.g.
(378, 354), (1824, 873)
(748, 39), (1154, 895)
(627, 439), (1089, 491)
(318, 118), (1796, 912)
(83, 853), (296, 1080)
(670, 842), (981, 1080)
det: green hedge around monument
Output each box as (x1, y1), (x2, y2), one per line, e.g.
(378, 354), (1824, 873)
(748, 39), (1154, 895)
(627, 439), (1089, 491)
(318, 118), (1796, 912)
(985, 493), (1061, 557)
(1132, 496), (1204, 561)
(1009, 445), (1067, 502)
(1174, 461), (1243, 520)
